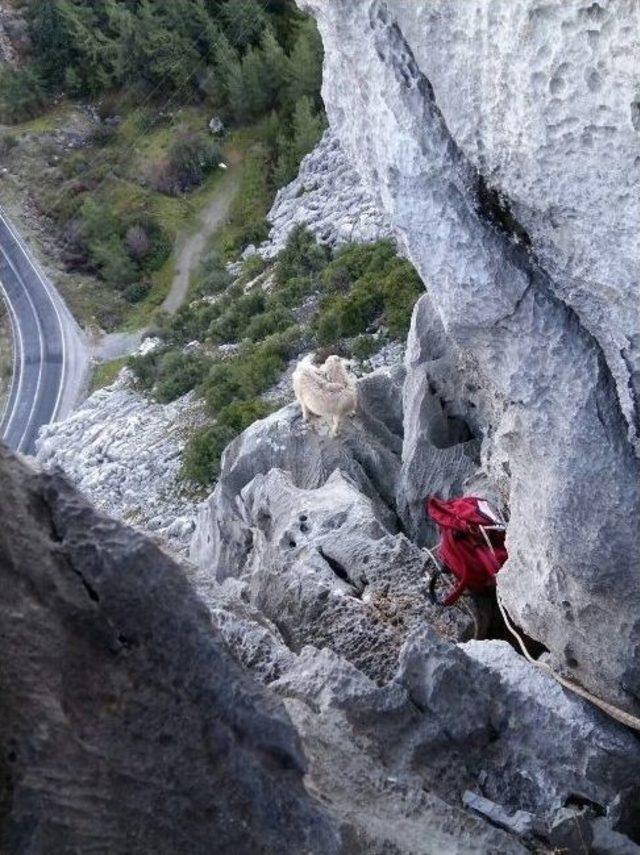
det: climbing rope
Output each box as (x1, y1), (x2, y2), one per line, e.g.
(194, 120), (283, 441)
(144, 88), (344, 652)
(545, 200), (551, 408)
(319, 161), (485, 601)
(496, 592), (640, 732)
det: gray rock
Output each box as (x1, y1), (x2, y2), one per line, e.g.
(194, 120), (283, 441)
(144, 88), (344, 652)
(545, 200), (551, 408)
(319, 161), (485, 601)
(299, 0), (640, 714)
(549, 808), (594, 853)
(284, 697), (529, 855)
(238, 467), (478, 683)
(398, 295), (482, 545)
(388, 0), (640, 450)
(338, 630), (640, 828)
(591, 818), (640, 855)
(460, 640), (640, 820)
(258, 129), (393, 259)
(462, 792), (535, 838)
(36, 370), (205, 557)
(192, 371), (405, 577)
(0, 447), (341, 854)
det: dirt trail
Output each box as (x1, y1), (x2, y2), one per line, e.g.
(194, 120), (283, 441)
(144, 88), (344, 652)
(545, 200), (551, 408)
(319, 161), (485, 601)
(94, 162), (239, 362)
(162, 168), (238, 315)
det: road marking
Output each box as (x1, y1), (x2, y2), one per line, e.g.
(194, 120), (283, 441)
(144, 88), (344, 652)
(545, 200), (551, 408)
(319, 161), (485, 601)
(0, 241), (46, 452)
(0, 208), (67, 422)
(0, 275), (24, 436)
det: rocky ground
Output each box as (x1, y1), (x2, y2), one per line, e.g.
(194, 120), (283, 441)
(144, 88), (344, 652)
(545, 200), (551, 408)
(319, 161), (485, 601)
(6, 328), (640, 851)
(257, 129), (393, 259)
(37, 366), (206, 557)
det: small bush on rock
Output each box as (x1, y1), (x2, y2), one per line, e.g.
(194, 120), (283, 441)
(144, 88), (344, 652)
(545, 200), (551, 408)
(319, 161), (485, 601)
(182, 397), (274, 485)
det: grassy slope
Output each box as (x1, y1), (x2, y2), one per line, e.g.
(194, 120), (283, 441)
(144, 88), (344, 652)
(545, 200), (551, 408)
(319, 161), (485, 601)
(0, 103), (242, 332)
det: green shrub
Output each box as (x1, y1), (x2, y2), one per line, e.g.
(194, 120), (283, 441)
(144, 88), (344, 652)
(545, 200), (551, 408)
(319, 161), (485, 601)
(193, 250), (232, 297)
(351, 334), (383, 361)
(0, 134), (18, 158)
(244, 305), (293, 341)
(90, 236), (139, 287)
(154, 351), (208, 403)
(128, 349), (165, 391)
(0, 66), (48, 123)
(274, 225), (329, 285)
(217, 398), (274, 433)
(181, 422), (236, 485)
(123, 217), (172, 272)
(208, 289), (267, 343)
(154, 131), (221, 195)
(379, 263), (423, 338)
(314, 240), (422, 344)
(271, 274), (315, 308)
(222, 144), (271, 255)
(124, 280), (151, 303)
(321, 240), (397, 293)
(201, 326), (300, 414)
(314, 284), (384, 345)
(182, 396), (274, 485)
(241, 254), (266, 281)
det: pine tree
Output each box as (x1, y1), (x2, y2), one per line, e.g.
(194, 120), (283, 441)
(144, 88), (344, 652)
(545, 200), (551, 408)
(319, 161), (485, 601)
(219, 0), (268, 49)
(291, 95), (324, 163)
(286, 19), (323, 107)
(241, 48), (268, 119)
(259, 28), (290, 109)
(0, 67), (47, 124)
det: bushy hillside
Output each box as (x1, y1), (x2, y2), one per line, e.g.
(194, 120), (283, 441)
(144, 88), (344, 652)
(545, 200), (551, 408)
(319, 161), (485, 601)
(129, 227), (423, 486)
(0, 0), (325, 328)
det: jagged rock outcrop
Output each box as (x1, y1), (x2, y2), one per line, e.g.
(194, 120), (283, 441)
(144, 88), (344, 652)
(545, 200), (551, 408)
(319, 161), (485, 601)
(192, 369), (406, 575)
(238, 467), (478, 681)
(5, 435), (640, 852)
(0, 447), (341, 854)
(398, 294), (484, 545)
(300, 0), (640, 714)
(258, 129), (392, 259)
(36, 370), (204, 556)
(273, 631), (640, 838)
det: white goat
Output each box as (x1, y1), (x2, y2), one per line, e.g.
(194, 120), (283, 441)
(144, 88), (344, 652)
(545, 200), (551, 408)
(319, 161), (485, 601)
(292, 355), (358, 437)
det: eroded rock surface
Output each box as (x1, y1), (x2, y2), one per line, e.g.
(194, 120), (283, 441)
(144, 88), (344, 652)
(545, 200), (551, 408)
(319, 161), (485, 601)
(0, 447), (340, 854)
(299, 0), (640, 713)
(5, 430), (640, 852)
(192, 370), (405, 576)
(398, 294), (483, 545)
(36, 370), (204, 556)
(259, 129), (393, 259)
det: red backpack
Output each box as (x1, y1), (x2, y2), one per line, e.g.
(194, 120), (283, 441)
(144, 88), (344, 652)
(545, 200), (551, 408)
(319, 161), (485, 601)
(425, 496), (508, 606)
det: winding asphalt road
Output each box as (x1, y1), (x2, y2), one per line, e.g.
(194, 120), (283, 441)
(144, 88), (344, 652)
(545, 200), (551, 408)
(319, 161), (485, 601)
(0, 207), (87, 455)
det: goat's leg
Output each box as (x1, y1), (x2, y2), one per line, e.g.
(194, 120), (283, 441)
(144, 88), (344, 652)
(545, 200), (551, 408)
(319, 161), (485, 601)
(300, 400), (310, 421)
(331, 414), (341, 437)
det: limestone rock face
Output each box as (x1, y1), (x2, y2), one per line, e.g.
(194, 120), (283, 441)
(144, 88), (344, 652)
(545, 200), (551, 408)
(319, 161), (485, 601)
(299, 0), (640, 713)
(239, 468), (477, 683)
(389, 0), (640, 446)
(393, 634), (640, 830)
(36, 371), (203, 556)
(398, 294), (483, 545)
(259, 129), (392, 259)
(7, 434), (640, 852)
(0, 447), (340, 854)
(191, 371), (405, 576)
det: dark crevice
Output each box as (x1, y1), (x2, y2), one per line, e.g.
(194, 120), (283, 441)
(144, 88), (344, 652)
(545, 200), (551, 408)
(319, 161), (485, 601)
(564, 793), (606, 817)
(474, 589), (550, 661)
(71, 568), (100, 603)
(476, 175), (532, 248)
(318, 547), (362, 598)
